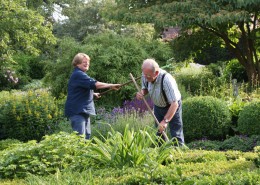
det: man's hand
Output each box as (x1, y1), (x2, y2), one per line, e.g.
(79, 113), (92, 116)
(94, 93), (101, 99)
(158, 120), (168, 133)
(136, 91), (144, 100)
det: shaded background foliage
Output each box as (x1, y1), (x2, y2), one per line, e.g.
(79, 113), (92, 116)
(44, 32), (172, 106)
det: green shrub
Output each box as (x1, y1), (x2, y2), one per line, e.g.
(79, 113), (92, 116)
(0, 90), (63, 141)
(182, 96), (231, 142)
(0, 139), (21, 151)
(0, 132), (91, 179)
(220, 135), (255, 152)
(228, 99), (246, 129)
(223, 59), (248, 82)
(175, 66), (219, 96)
(237, 101), (260, 136)
(207, 61), (227, 77)
(22, 80), (44, 91)
(13, 54), (46, 80)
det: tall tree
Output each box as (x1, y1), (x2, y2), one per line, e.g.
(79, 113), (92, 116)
(0, 0), (56, 68)
(53, 0), (106, 41)
(107, 0), (260, 82)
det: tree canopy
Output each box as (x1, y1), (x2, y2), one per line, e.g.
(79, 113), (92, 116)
(0, 0), (56, 67)
(107, 0), (260, 81)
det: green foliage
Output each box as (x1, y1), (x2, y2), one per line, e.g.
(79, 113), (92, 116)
(22, 80), (44, 91)
(171, 29), (233, 64)
(44, 33), (172, 106)
(207, 60), (227, 77)
(0, 0), (56, 68)
(237, 101), (260, 136)
(182, 96), (231, 142)
(44, 37), (82, 98)
(53, 0), (112, 41)
(0, 139), (21, 151)
(228, 99), (247, 131)
(220, 135), (256, 152)
(92, 110), (154, 140)
(187, 135), (260, 152)
(175, 66), (219, 96)
(0, 132), (91, 179)
(0, 90), (63, 141)
(107, 0), (260, 81)
(1, 131), (259, 184)
(187, 140), (221, 151)
(23, 150), (259, 185)
(88, 125), (175, 168)
(223, 59), (248, 82)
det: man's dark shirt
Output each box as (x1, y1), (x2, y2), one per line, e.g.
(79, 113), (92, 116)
(65, 67), (97, 117)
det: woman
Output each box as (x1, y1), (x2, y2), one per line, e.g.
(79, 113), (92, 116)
(65, 53), (121, 139)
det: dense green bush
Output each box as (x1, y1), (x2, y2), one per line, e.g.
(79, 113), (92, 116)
(220, 135), (255, 152)
(175, 66), (219, 96)
(228, 99), (246, 128)
(187, 135), (260, 152)
(0, 132), (91, 179)
(223, 59), (248, 82)
(0, 90), (63, 141)
(182, 96), (231, 142)
(237, 101), (260, 136)
(0, 139), (21, 151)
(44, 33), (172, 106)
(0, 54), (47, 91)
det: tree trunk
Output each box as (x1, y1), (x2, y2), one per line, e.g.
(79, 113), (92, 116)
(221, 33), (259, 85)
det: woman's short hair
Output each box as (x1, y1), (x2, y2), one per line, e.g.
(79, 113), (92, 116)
(142, 58), (160, 73)
(72, 53), (90, 67)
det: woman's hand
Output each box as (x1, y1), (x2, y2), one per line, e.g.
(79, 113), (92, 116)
(110, 84), (121, 90)
(94, 93), (101, 99)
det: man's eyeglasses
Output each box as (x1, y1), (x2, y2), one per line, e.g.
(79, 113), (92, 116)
(142, 74), (153, 78)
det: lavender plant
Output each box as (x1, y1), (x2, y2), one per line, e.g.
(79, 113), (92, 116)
(93, 97), (155, 139)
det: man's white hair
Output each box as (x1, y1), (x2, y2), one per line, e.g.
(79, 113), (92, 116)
(142, 58), (160, 73)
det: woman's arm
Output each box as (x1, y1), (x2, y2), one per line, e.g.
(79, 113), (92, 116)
(95, 81), (121, 90)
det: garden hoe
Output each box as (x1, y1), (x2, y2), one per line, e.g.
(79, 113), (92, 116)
(129, 73), (169, 142)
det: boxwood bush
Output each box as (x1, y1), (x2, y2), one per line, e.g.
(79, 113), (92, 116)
(183, 96), (231, 142)
(0, 90), (63, 141)
(237, 101), (260, 136)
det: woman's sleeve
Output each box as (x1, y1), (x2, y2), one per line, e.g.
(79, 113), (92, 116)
(76, 72), (97, 90)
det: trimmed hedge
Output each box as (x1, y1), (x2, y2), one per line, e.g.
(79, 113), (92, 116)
(183, 96), (231, 142)
(237, 101), (260, 136)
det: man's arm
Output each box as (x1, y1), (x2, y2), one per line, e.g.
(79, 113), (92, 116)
(136, 89), (148, 100)
(158, 101), (179, 133)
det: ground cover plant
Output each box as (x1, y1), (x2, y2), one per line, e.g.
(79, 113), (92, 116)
(0, 132), (259, 184)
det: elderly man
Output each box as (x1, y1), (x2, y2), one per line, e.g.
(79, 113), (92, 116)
(136, 59), (184, 145)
